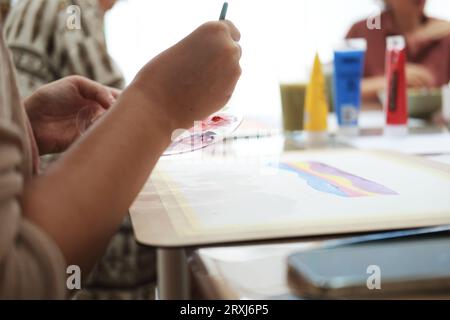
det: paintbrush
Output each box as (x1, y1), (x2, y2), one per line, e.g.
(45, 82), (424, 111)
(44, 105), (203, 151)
(219, 2), (228, 20)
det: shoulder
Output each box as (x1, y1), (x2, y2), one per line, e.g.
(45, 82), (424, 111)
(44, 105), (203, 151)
(346, 14), (384, 39)
(428, 17), (450, 44)
(346, 11), (393, 39)
(346, 19), (368, 38)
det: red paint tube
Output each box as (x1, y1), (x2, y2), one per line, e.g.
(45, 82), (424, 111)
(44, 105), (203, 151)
(385, 36), (408, 136)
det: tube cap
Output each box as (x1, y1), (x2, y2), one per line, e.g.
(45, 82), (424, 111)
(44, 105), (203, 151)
(335, 38), (367, 52)
(305, 131), (329, 148)
(384, 125), (408, 137)
(338, 126), (360, 138)
(387, 35), (406, 50)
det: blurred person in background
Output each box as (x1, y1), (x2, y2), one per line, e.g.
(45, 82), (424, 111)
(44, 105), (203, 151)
(5, 0), (124, 98)
(4, 0), (157, 300)
(346, 0), (450, 102)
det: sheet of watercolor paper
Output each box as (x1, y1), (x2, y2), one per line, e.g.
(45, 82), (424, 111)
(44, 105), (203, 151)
(152, 150), (450, 237)
(427, 154), (450, 166)
(347, 133), (450, 155)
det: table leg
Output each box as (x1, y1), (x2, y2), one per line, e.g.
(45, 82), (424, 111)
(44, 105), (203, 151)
(157, 248), (190, 300)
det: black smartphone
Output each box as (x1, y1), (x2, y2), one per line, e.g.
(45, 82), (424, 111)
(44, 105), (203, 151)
(288, 237), (450, 299)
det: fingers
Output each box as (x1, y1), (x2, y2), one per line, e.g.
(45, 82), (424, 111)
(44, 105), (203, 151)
(419, 20), (450, 41)
(75, 104), (106, 135)
(219, 21), (242, 60)
(200, 21), (242, 59)
(407, 71), (426, 88)
(422, 72), (435, 87)
(408, 75), (431, 88)
(72, 76), (117, 109)
(416, 68), (434, 87)
(235, 42), (242, 59)
(108, 87), (122, 100)
(406, 65), (435, 88)
(431, 111), (447, 127)
(221, 20), (241, 42)
(414, 75), (433, 88)
(408, 77), (426, 88)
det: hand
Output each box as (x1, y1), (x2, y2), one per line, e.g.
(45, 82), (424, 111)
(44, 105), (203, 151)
(25, 76), (120, 155)
(411, 20), (450, 43)
(431, 111), (449, 127)
(405, 63), (435, 88)
(131, 20), (242, 131)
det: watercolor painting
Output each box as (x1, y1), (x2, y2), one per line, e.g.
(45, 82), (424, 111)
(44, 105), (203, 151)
(164, 112), (242, 156)
(277, 161), (398, 198)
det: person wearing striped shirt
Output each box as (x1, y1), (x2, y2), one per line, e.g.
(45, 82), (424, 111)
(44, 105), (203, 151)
(3, 0), (157, 300)
(4, 0), (124, 98)
(0, 11), (242, 299)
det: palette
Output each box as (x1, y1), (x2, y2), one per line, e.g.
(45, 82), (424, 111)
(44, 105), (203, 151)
(163, 112), (243, 156)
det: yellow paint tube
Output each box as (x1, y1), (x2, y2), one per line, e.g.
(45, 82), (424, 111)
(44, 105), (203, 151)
(304, 53), (329, 146)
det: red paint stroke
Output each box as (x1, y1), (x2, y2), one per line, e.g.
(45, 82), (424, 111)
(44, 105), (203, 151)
(188, 114), (236, 133)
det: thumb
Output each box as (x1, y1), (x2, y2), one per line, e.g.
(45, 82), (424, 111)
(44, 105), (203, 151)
(75, 104), (106, 134)
(74, 76), (116, 109)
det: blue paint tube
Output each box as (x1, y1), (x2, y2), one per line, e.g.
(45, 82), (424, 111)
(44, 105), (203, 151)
(333, 39), (367, 136)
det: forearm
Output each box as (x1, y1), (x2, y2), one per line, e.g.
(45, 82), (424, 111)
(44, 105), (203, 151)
(405, 33), (427, 57)
(19, 19), (242, 275)
(22, 84), (172, 272)
(361, 76), (385, 103)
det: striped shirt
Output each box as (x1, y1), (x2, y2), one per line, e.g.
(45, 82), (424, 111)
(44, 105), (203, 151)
(4, 0), (124, 98)
(0, 16), (67, 299)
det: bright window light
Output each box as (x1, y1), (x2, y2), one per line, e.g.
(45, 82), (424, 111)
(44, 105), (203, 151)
(105, 0), (450, 118)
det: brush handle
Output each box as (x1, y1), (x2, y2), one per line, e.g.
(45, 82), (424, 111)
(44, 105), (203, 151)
(219, 2), (228, 20)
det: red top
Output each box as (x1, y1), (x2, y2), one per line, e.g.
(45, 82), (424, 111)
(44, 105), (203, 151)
(346, 11), (450, 87)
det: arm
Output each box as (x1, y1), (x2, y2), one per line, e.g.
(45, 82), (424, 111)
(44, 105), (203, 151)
(361, 63), (436, 105)
(405, 19), (450, 57)
(23, 85), (169, 272)
(22, 21), (242, 273)
(0, 121), (67, 299)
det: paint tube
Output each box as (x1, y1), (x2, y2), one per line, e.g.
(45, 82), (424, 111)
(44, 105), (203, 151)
(333, 38), (367, 137)
(304, 53), (329, 147)
(385, 36), (408, 136)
